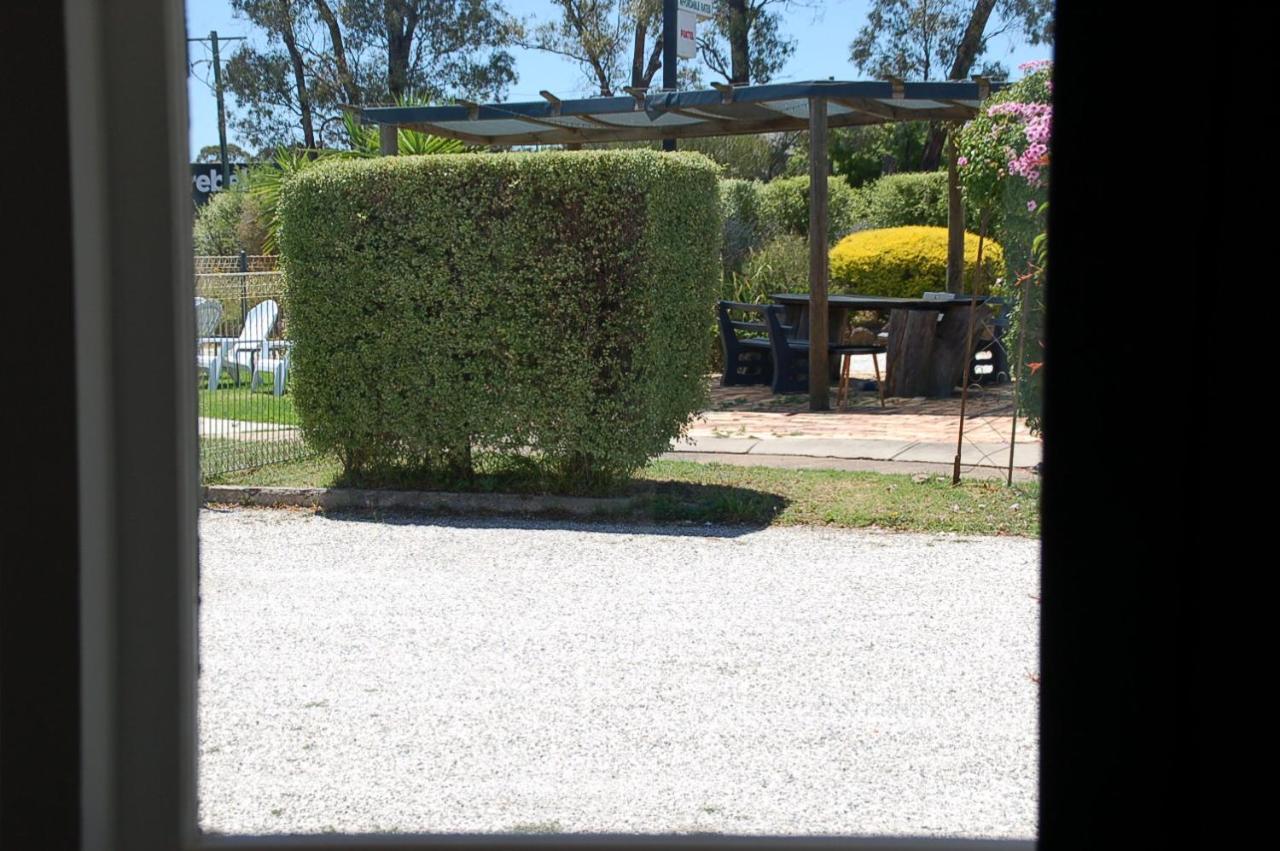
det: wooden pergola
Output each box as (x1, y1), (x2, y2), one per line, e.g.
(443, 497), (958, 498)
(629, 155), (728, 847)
(359, 78), (1002, 411)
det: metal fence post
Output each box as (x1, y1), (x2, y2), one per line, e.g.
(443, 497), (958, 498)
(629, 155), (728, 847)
(238, 248), (248, 326)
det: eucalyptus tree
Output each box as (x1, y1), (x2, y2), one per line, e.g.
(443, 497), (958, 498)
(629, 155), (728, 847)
(224, 0), (517, 150)
(850, 0), (1053, 169)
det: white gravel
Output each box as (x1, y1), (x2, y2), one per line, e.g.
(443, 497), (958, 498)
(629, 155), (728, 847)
(197, 508), (1039, 838)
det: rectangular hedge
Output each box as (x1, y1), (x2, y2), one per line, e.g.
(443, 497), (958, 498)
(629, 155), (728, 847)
(278, 149), (722, 489)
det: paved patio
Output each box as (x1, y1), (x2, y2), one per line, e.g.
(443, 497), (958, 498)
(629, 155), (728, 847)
(667, 370), (1040, 471)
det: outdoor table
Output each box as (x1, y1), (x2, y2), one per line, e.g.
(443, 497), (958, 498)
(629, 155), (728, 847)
(769, 292), (994, 398)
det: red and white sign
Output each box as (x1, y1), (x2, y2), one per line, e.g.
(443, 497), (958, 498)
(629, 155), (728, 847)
(677, 9), (697, 58)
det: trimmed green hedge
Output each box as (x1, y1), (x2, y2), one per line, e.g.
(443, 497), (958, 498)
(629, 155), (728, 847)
(279, 150), (722, 490)
(850, 171), (980, 229)
(758, 175), (861, 245)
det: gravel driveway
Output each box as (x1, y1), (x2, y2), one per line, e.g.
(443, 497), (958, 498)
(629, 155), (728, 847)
(198, 508), (1039, 838)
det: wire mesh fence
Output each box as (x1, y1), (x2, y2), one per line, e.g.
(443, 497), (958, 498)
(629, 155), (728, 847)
(194, 253), (309, 478)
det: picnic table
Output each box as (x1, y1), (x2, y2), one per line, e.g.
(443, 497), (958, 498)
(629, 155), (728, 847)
(770, 292), (995, 398)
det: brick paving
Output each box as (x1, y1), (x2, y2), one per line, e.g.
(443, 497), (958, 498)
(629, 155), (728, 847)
(693, 374), (1036, 446)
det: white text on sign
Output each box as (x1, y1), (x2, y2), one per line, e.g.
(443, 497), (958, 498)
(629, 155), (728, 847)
(677, 0), (715, 18)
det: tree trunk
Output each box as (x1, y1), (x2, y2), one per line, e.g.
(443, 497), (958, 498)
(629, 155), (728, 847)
(279, 17), (314, 148)
(314, 0), (361, 104)
(920, 0), (999, 170)
(631, 19), (648, 88)
(946, 128), (965, 292)
(884, 304), (991, 398)
(726, 0), (750, 84)
(384, 0), (420, 101)
(921, 123), (945, 173)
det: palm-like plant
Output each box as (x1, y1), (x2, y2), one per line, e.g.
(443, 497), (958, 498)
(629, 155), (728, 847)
(338, 111), (464, 157)
(249, 96), (466, 254)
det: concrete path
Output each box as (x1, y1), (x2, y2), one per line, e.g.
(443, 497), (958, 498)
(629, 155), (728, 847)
(668, 435), (1040, 470)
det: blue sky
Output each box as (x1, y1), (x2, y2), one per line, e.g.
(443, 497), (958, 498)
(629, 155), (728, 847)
(185, 0), (1052, 158)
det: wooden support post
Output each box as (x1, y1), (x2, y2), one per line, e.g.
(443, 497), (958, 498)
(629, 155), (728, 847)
(946, 127), (964, 293)
(808, 97), (829, 411)
(379, 123), (397, 156)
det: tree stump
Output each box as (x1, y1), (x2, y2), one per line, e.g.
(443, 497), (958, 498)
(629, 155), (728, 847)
(883, 304), (991, 398)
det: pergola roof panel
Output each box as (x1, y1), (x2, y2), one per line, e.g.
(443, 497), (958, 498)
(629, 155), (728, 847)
(591, 111), (707, 128)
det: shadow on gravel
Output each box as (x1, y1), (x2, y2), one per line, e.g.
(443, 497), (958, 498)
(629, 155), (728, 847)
(318, 481), (790, 539)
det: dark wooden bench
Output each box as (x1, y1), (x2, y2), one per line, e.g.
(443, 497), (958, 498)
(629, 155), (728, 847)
(718, 301), (886, 395)
(718, 301), (777, 388)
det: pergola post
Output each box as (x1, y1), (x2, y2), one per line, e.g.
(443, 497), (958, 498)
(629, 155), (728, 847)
(379, 123), (397, 156)
(946, 127), (964, 292)
(807, 96), (829, 411)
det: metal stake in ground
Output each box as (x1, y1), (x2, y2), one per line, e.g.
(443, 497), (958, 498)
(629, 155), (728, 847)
(952, 293), (981, 485)
(952, 145), (985, 486)
(1008, 270), (1031, 486)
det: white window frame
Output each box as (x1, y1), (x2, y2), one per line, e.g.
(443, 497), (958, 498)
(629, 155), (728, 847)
(64, 0), (1038, 848)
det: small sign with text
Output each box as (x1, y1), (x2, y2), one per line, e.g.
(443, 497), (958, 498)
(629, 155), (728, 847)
(677, 10), (697, 58)
(677, 0), (715, 18)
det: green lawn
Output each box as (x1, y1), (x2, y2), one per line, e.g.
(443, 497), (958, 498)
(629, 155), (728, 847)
(207, 455), (1038, 537)
(198, 384), (299, 425)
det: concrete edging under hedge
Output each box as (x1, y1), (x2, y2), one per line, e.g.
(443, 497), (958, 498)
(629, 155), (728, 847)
(202, 485), (638, 517)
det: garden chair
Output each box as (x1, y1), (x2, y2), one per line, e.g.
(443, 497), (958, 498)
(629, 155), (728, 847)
(194, 296), (223, 338)
(197, 298), (280, 392)
(718, 300), (775, 387)
(248, 339), (293, 397)
(194, 297), (224, 388)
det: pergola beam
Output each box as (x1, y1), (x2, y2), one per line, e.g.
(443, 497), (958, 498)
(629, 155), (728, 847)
(388, 107), (935, 148)
(833, 97), (902, 121)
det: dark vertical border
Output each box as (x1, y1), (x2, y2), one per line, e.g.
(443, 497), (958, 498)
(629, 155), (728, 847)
(1040, 4), (1196, 849)
(0, 3), (81, 850)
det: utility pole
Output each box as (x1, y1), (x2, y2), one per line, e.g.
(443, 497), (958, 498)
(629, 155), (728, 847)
(188, 30), (244, 191)
(662, 0), (676, 152)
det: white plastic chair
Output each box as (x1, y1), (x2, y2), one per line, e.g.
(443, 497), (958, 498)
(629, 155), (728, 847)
(198, 299), (281, 392)
(250, 339), (294, 397)
(194, 297), (225, 387)
(194, 296), (223, 337)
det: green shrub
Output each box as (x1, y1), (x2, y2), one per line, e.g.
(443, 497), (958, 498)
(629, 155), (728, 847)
(757, 175), (861, 245)
(740, 234), (810, 296)
(193, 184), (269, 255)
(279, 150), (722, 491)
(849, 171), (987, 230)
(828, 226), (1003, 298)
(850, 171), (946, 228)
(720, 178), (765, 275)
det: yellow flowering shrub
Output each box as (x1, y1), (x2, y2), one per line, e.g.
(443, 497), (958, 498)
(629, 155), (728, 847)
(828, 225), (1003, 298)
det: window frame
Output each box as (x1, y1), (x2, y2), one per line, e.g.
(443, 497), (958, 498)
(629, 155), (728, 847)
(31, 0), (1193, 849)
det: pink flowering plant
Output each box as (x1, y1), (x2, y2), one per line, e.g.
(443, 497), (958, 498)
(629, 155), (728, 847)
(956, 61), (1051, 248)
(956, 60), (1051, 434)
